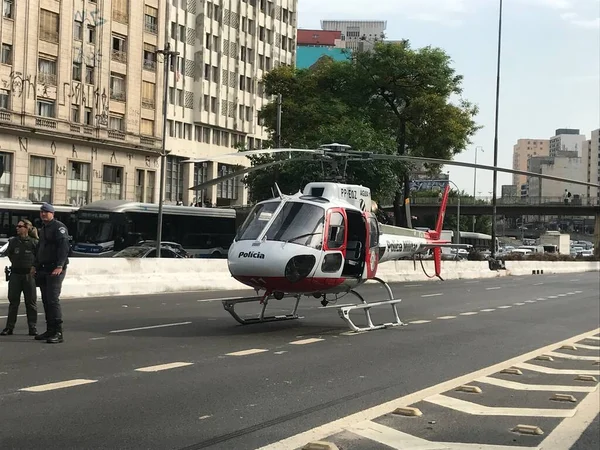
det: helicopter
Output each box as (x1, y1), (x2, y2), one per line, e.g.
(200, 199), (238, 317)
(186, 143), (600, 333)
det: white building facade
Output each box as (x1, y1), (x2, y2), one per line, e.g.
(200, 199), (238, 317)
(549, 128), (587, 157)
(320, 20), (386, 51)
(164, 0), (297, 207)
(0, 0), (167, 208)
(582, 128), (599, 202)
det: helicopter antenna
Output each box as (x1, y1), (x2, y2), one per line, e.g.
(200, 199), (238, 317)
(274, 182), (284, 198)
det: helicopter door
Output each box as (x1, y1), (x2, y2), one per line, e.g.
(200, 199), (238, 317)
(313, 208), (346, 280)
(365, 213), (380, 279)
(342, 209), (367, 278)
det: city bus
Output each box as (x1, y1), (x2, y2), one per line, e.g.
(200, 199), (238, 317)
(0, 198), (79, 239)
(440, 230), (499, 256)
(71, 200), (237, 257)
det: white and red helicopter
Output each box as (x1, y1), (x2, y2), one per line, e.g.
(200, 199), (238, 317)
(187, 143), (599, 332)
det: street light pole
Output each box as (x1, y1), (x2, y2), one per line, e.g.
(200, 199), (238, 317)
(472, 146), (483, 232)
(155, 43), (179, 258)
(490, 0), (503, 259)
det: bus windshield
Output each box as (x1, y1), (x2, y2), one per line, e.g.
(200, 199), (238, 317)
(77, 219), (114, 244)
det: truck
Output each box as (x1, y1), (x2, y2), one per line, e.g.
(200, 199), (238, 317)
(539, 231), (570, 255)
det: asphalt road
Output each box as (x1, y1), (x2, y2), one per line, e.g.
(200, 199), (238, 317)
(0, 271), (598, 450)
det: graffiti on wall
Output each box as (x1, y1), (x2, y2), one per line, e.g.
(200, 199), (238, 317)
(73, 9), (106, 28)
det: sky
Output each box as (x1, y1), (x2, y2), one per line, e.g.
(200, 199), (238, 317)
(295, 0), (600, 197)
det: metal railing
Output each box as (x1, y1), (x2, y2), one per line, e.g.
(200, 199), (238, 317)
(409, 196), (600, 206)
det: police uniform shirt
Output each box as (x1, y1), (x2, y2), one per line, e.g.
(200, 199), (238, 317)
(7, 236), (38, 272)
(36, 219), (70, 270)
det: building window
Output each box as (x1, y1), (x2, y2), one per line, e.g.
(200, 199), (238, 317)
(73, 20), (83, 40)
(140, 118), (154, 136)
(143, 43), (156, 71)
(0, 90), (9, 109)
(111, 34), (127, 63)
(141, 81), (155, 108)
(37, 100), (56, 117)
(112, 0), (129, 24)
(85, 66), (95, 84)
(110, 73), (126, 101)
(28, 156), (54, 203)
(71, 106), (80, 122)
(87, 25), (96, 44)
(39, 9), (59, 43)
(165, 156), (184, 202)
(67, 161), (89, 206)
(0, 152), (12, 198)
(217, 164), (238, 201)
(3, 0), (14, 19)
(144, 6), (158, 34)
(38, 57), (57, 85)
(146, 171), (155, 203)
(109, 114), (124, 131)
(135, 169), (145, 202)
(1, 43), (12, 65)
(102, 165), (123, 200)
(72, 62), (82, 81)
(192, 162), (208, 206)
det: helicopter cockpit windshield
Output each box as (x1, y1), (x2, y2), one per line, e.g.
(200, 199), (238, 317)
(236, 200), (325, 249)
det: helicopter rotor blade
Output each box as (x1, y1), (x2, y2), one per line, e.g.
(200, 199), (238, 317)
(188, 157), (318, 191)
(369, 154), (600, 189)
(183, 148), (325, 164)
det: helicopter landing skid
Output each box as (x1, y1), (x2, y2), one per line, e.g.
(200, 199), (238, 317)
(222, 294), (301, 325)
(337, 277), (407, 333)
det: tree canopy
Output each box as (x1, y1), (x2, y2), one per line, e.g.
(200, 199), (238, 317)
(240, 40), (481, 213)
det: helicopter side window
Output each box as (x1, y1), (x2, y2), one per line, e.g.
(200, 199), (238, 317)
(368, 216), (379, 248)
(327, 212), (345, 249)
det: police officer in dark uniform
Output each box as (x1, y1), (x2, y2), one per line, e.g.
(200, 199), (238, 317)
(0, 220), (39, 336)
(33, 203), (70, 344)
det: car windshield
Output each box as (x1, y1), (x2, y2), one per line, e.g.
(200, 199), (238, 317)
(264, 201), (324, 248)
(236, 201), (281, 241)
(113, 247), (149, 258)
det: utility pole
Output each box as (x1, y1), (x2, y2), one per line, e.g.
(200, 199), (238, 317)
(275, 93), (282, 148)
(490, 0), (503, 260)
(472, 146), (483, 232)
(155, 42), (179, 258)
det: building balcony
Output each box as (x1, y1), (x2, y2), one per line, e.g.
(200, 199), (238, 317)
(38, 73), (57, 86)
(112, 50), (128, 64)
(143, 59), (156, 71)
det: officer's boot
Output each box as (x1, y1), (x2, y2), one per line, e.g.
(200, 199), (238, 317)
(28, 323), (37, 336)
(35, 323), (53, 341)
(46, 323), (63, 344)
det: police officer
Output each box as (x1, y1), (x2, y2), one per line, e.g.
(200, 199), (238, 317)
(0, 220), (39, 336)
(33, 203), (70, 344)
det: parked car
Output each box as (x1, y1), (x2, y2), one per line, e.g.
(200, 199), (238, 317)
(135, 240), (190, 258)
(112, 245), (185, 259)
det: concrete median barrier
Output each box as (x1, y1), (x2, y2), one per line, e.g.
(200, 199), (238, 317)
(0, 258), (597, 300)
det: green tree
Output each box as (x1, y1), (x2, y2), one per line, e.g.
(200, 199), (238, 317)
(242, 41), (481, 217)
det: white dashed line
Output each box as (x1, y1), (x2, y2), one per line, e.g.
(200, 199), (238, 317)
(575, 291), (583, 294)
(109, 322), (192, 333)
(421, 293), (443, 298)
(486, 287), (501, 290)
(464, 281), (480, 284)
(498, 306), (512, 309)
(135, 362), (194, 372)
(459, 312), (478, 316)
(226, 348), (269, 356)
(537, 298), (546, 301)
(404, 284), (422, 287)
(514, 303), (526, 306)
(409, 320), (431, 324)
(20, 379), (98, 392)
(274, 351), (288, 355)
(558, 294), (567, 297)
(89, 337), (106, 341)
(480, 309), (496, 312)
(0, 314), (25, 319)
(534, 282), (544, 286)
(548, 296), (558, 299)
(199, 415), (212, 420)
(525, 300), (537, 303)
(436, 316), (456, 320)
(289, 338), (324, 345)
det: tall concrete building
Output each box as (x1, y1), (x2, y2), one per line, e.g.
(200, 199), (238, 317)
(0, 0), (167, 206)
(527, 151), (584, 199)
(582, 128), (600, 202)
(164, 0), (297, 207)
(549, 128), (586, 157)
(511, 138), (549, 195)
(320, 20), (386, 51)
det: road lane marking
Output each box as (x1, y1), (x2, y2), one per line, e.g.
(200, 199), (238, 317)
(575, 343), (600, 350)
(497, 305), (512, 309)
(409, 320), (431, 324)
(460, 312), (478, 316)
(525, 300), (537, 303)
(226, 348), (269, 356)
(480, 309), (496, 312)
(513, 303), (526, 306)
(89, 337), (106, 341)
(464, 281), (480, 284)
(537, 298), (546, 301)
(558, 294), (567, 297)
(476, 376), (597, 392)
(534, 282), (544, 286)
(515, 362), (600, 375)
(109, 322), (192, 333)
(0, 314), (25, 319)
(135, 362), (194, 372)
(289, 338), (324, 345)
(421, 293), (443, 298)
(198, 296), (242, 303)
(546, 351), (600, 362)
(548, 296), (558, 299)
(256, 328), (600, 450)
(574, 291), (583, 294)
(424, 393), (575, 417)
(404, 284), (422, 287)
(486, 287), (501, 290)
(586, 336), (600, 341)
(20, 379), (98, 392)
(436, 316), (456, 320)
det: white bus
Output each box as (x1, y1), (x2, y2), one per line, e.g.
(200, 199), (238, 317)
(0, 198), (79, 239)
(72, 200), (237, 257)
